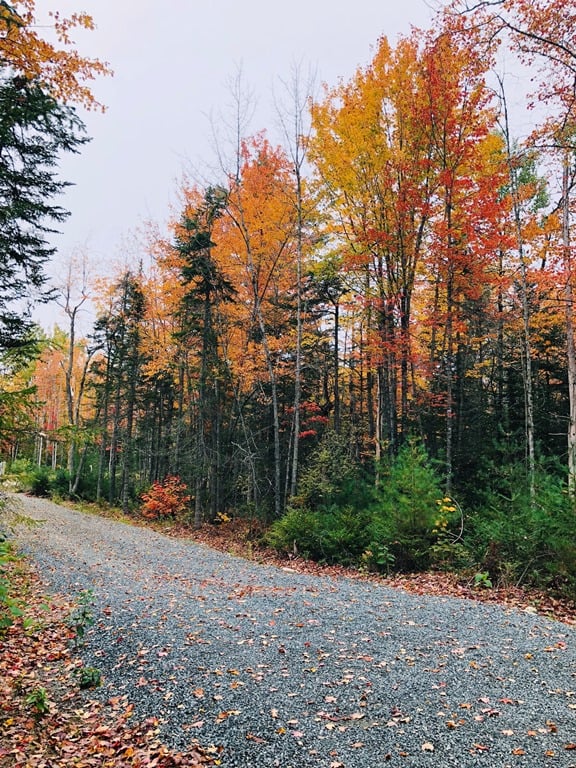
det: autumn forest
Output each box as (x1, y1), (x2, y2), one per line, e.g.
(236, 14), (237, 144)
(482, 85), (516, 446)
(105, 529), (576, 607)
(2, 0), (576, 597)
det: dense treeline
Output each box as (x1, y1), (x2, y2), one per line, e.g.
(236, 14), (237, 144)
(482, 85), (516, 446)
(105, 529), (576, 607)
(2, 1), (576, 596)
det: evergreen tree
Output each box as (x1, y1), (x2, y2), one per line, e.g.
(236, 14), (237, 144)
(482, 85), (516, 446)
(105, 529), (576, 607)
(174, 186), (235, 523)
(0, 73), (88, 349)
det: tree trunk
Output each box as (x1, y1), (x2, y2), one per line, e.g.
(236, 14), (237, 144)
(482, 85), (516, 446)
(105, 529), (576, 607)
(563, 153), (576, 494)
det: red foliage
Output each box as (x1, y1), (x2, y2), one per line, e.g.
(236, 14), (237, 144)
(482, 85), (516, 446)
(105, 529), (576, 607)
(298, 429), (318, 439)
(140, 476), (191, 520)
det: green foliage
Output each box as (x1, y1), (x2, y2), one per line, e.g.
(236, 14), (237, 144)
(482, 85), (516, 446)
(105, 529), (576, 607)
(13, 465), (94, 501)
(360, 543), (396, 574)
(293, 430), (370, 511)
(266, 505), (371, 564)
(25, 686), (49, 717)
(49, 468), (71, 498)
(0, 539), (23, 630)
(468, 459), (576, 595)
(428, 496), (472, 571)
(473, 571), (493, 589)
(77, 665), (101, 689)
(17, 465), (68, 499)
(429, 538), (472, 571)
(8, 458), (34, 477)
(0, 75), (88, 350)
(265, 507), (320, 557)
(376, 439), (443, 534)
(26, 466), (52, 497)
(269, 438), (445, 572)
(369, 439), (445, 571)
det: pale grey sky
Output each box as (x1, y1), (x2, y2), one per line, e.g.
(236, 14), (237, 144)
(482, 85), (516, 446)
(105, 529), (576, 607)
(34, 0), (434, 282)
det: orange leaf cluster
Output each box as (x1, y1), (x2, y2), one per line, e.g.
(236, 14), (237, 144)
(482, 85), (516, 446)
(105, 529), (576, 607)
(0, 0), (111, 109)
(140, 476), (191, 520)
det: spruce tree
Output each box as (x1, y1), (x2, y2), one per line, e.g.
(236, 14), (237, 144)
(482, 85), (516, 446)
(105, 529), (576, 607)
(0, 73), (88, 349)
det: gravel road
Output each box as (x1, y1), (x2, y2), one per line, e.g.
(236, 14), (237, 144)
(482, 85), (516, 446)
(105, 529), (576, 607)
(6, 493), (576, 768)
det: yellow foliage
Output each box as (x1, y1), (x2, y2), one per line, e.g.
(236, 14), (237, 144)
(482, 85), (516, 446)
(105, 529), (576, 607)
(0, 0), (112, 109)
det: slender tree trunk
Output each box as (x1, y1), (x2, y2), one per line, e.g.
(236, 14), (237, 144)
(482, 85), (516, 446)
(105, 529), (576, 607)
(496, 250), (507, 430)
(256, 304), (282, 518)
(563, 153), (576, 495)
(500, 80), (535, 499)
(333, 300), (340, 434)
(96, 362), (111, 502)
(289, 166), (303, 497)
(120, 375), (137, 515)
(108, 381), (121, 505)
(400, 290), (410, 441)
(445, 273), (454, 495)
(64, 306), (77, 494)
(194, 473), (203, 529)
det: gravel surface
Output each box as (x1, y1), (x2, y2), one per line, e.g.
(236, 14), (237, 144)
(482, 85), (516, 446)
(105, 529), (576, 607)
(7, 493), (576, 768)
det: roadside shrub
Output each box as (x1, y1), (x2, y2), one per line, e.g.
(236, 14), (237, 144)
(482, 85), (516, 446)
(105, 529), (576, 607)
(370, 439), (444, 571)
(49, 469), (70, 498)
(140, 475), (191, 520)
(265, 507), (322, 558)
(26, 466), (52, 497)
(316, 505), (372, 564)
(266, 505), (371, 565)
(77, 665), (101, 689)
(17, 466), (71, 500)
(66, 589), (95, 647)
(269, 438), (447, 572)
(7, 458), (34, 476)
(468, 460), (576, 595)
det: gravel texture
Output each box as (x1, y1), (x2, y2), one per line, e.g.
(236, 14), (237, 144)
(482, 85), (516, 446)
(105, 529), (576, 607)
(7, 493), (576, 768)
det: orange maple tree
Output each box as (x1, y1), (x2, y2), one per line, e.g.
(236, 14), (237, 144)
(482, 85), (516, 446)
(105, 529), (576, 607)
(0, 0), (111, 108)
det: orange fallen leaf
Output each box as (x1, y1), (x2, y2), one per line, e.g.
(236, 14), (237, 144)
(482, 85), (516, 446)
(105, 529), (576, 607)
(246, 732), (266, 744)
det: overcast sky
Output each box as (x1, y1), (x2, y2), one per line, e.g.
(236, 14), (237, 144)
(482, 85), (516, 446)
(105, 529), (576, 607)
(33, 0), (434, 284)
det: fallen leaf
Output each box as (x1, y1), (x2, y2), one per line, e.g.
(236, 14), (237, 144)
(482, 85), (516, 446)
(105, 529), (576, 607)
(246, 732), (267, 744)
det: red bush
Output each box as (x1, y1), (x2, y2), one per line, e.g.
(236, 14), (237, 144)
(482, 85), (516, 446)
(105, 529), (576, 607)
(140, 476), (191, 520)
